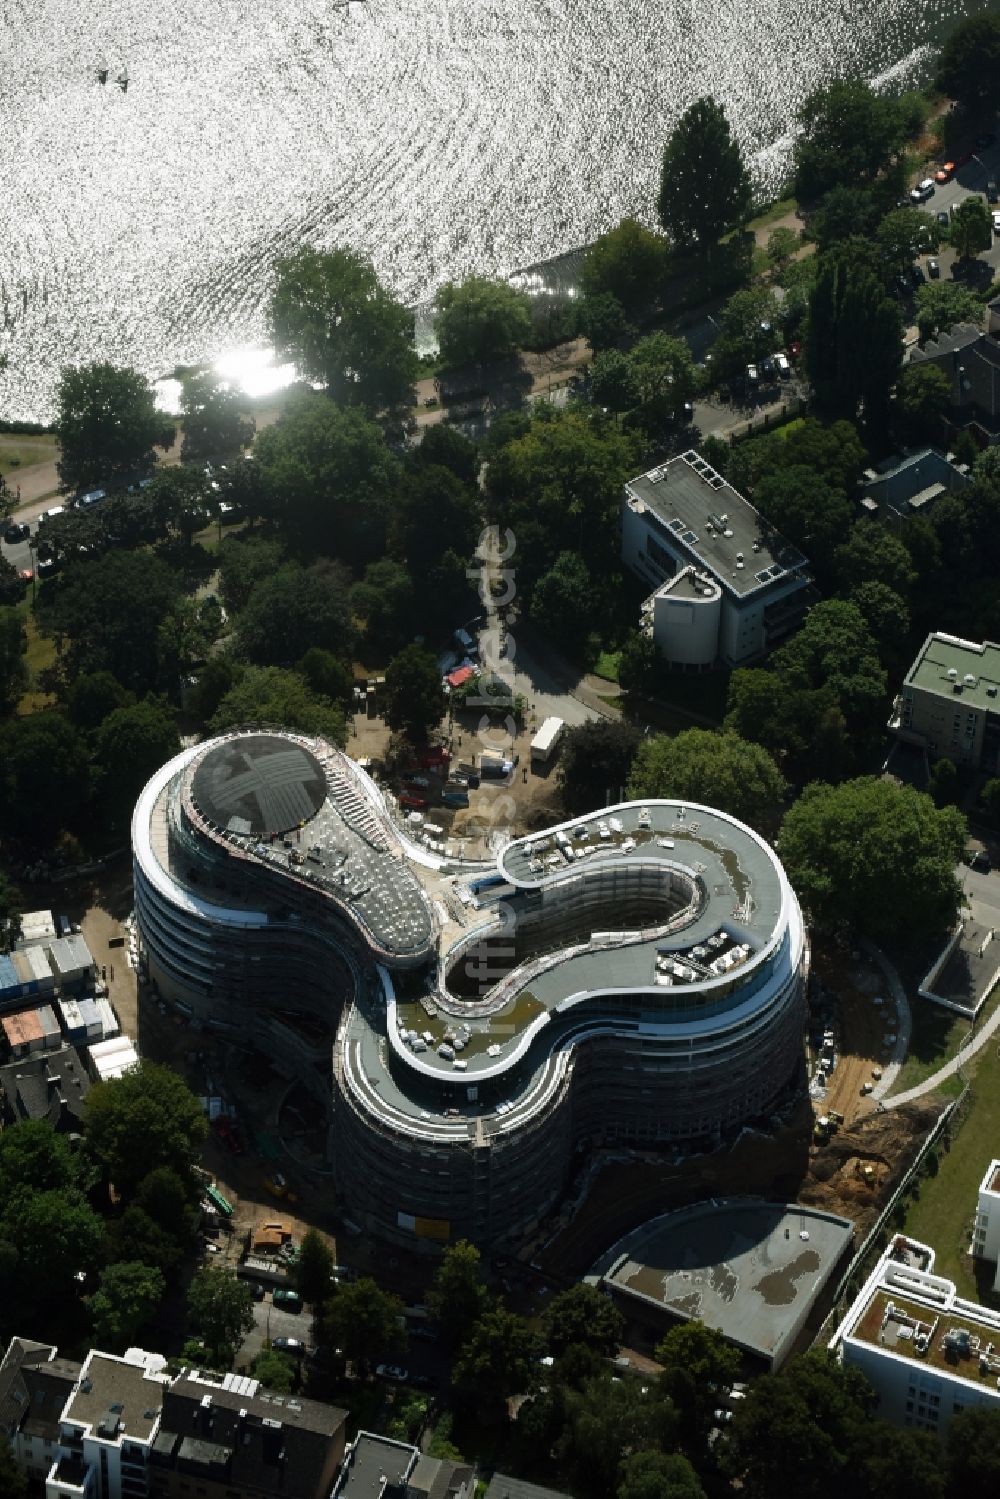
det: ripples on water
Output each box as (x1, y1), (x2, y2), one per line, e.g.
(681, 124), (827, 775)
(0, 0), (980, 419)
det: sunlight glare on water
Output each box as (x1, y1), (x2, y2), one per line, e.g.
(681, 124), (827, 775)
(0, 0), (985, 420)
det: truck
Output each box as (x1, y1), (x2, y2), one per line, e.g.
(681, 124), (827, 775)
(530, 716), (565, 766)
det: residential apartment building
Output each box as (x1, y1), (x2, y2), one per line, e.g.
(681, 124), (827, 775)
(831, 1234), (1000, 1437)
(331, 1431), (472, 1498)
(1, 1342), (347, 1499)
(890, 632), (1000, 771)
(972, 1159), (1000, 1291)
(908, 323), (1000, 443)
(621, 449), (814, 670)
(860, 447), (969, 526)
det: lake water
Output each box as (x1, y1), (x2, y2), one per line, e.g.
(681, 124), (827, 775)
(0, 0), (988, 421)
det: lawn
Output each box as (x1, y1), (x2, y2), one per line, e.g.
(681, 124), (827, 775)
(892, 999), (973, 1096)
(15, 600), (58, 715)
(902, 1029), (1000, 1305)
(746, 196), (798, 233)
(592, 649), (621, 683)
(0, 433), (58, 476)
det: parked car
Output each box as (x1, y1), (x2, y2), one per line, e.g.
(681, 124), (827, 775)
(911, 177), (935, 202)
(375, 1364), (409, 1382)
(745, 363), (759, 387)
(989, 180), (1000, 203)
(937, 209), (950, 228)
(935, 162), (956, 183)
(3, 521), (29, 544)
(252, 1283), (266, 1301)
(909, 263), (926, 286)
(928, 258), (941, 278)
(993, 210), (1000, 235)
(774, 352), (791, 380)
(968, 849), (991, 872)
(271, 1337), (306, 1355)
(18, 568), (32, 583)
(760, 355), (775, 381)
(272, 1287), (302, 1311)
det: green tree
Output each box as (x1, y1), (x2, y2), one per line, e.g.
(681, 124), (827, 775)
(252, 1349), (297, 1393)
(752, 465), (854, 557)
(453, 1307), (542, 1419)
(384, 643), (446, 740)
(628, 729), (785, 829)
(722, 1351), (875, 1499)
(766, 226), (800, 274)
(87, 1261), (165, 1350)
(582, 219), (670, 315)
(591, 351), (640, 415)
(0, 1119), (81, 1202)
(322, 1277), (405, 1373)
(529, 552), (592, 657)
(218, 535), (287, 614)
(554, 1374), (677, 1499)
(720, 286), (782, 362)
(779, 776), (966, 940)
(578, 291), (633, 352)
(55, 362), (174, 493)
(807, 255), (903, 427)
(146, 465), (211, 545)
(187, 1268), (255, 1364)
(618, 1451), (706, 1499)
(270, 246), (418, 411)
(861, 1424), (945, 1499)
(848, 580), (911, 659)
(414, 423), (480, 487)
(210, 665), (347, 744)
(982, 777), (1000, 822)
(0, 865), (21, 952)
(435, 277), (532, 367)
(92, 699), (180, 829)
(37, 549), (181, 693)
(107, 1206), (185, 1281)
(628, 333), (699, 426)
(949, 195), (993, 260)
(234, 561), (355, 668)
(252, 393), (402, 566)
(655, 1321), (740, 1458)
(0, 606), (27, 712)
(180, 373), (255, 467)
(136, 1166), (199, 1243)
(936, 14), (1000, 116)
(2, 1189), (104, 1307)
(297, 649), (354, 712)
(915, 280), (985, 343)
(391, 464), (481, 578)
(558, 721), (643, 816)
(294, 1228), (334, 1305)
(0, 712), (91, 839)
(929, 755), (959, 807)
(794, 79), (909, 200)
(774, 598), (887, 730)
(833, 520), (916, 599)
(0, 1443), (27, 1499)
(658, 97), (751, 254)
(66, 670), (134, 731)
(876, 208), (941, 281)
(427, 1239), (489, 1347)
(85, 1061), (207, 1197)
(946, 1404), (1000, 1490)
(542, 1284), (625, 1359)
(897, 363), (952, 441)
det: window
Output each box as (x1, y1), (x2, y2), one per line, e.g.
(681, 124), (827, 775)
(906, 1400), (914, 1412)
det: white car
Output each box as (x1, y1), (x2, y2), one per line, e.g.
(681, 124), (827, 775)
(774, 352), (791, 380)
(910, 178), (935, 203)
(375, 1364), (408, 1382)
(993, 210), (1000, 235)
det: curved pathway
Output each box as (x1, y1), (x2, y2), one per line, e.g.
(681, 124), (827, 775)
(882, 992), (1000, 1108)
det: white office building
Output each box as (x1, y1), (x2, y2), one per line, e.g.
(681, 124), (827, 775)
(831, 1234), (1000, 1437)
(972, 1159), (1000, 1288)
(621, 449), (815, 669)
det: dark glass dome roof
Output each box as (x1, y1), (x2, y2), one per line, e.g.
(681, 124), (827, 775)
(190, 734), (328, 836)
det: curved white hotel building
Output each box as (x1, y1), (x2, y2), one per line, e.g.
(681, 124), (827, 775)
(133, 730), (808, 1248)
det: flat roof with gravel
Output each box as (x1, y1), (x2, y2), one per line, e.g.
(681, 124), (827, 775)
(591, 1199), (853, 1367)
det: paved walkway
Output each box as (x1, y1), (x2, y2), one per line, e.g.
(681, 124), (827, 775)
(883, 993), (1000, 1108)
(862, 938), (912, 1102)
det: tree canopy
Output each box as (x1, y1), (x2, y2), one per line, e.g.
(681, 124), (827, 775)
(55, 362), (174, 493)
(949, 194), (992, 260)
(655, 1321), (740, 1458)
(542, 1284), (625, 1359)
(187, 1268), (255, 1364)
(84, 1061), (207, 1197)
(914, 280), (984, 343)
(321, 1277), (405, 1371)
(581, 218), (670, 315)
(793, 80), (910, 200)
(384, 643), (447, 740)
(806, 253), (903, 428)
(778, 777), (966, 940)
(88, 1261), (165, 1350)
(233, 560), (355, 667)
(435, 276), (533, 367)
(557, 720), (643, 816)
(179, 373), (255, 467)
(427, 1240), (489, 1346)
(91, 698), (181, 829)
(628, 729), (785, 829)
(936, 14), (1000, 115)
(269, 246), (418, 411)
(452, 1306), (542, 1418)
(293, 1227), (334, 1305)
(210, 665), (347, 744)
(658, 97), (751, 253)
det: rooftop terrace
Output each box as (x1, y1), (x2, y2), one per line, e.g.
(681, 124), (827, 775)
(851, 1287), (1000, 1386)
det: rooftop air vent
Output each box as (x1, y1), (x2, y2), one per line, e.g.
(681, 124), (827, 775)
(965, 674), (978, 687)
(947, 668), (959, 680)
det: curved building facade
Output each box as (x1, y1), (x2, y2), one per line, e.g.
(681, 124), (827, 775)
(133, 730), (809, 1250)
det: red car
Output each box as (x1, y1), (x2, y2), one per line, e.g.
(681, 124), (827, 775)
(18, 568), (32, 582)
(788, 340), (802, 362)
(400, 793), (428, 811)
(935, 161), (956, 183)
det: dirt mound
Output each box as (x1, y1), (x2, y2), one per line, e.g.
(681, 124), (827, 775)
(799, 1097), (944, 1236)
